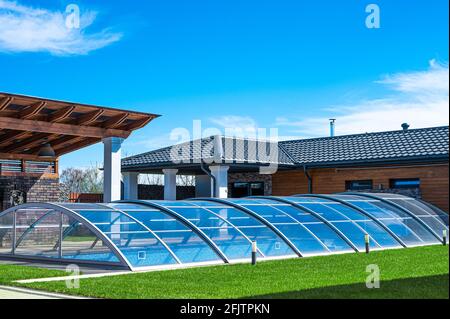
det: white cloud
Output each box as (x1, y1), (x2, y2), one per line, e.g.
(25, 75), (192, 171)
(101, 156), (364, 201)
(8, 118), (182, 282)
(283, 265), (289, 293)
(276, 60), (449, 138)
(209, 115), (259, 137)
(378, 59), (449, 95)
(0, 0), (122, 55)
(124, 133), (190, 155)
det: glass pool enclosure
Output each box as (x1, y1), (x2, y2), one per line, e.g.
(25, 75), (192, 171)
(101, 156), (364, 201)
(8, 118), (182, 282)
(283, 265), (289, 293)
(0, 193), (448, 271)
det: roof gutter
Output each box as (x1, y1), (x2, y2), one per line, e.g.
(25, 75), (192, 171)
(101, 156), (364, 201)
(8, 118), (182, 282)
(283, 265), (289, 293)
(292, 156), (449, 170)
(200, 161), (216, 197)
(303, 165), (313, 194)
(200, 135), (223, 198)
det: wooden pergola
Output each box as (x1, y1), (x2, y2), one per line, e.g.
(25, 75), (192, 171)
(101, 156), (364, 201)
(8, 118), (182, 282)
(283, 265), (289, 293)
(0, 92), (158, 183)
(0, 92), (158, 160)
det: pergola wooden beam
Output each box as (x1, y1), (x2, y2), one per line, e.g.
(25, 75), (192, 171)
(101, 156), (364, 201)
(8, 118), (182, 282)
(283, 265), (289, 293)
(102, 112), (129, 128)
(25, 135), (75, 154)
(0, 130), (28, 146)
(0, 96), (13, 111)
(51, 136), (85, 151)
(48, 105), (75, 122)
(19, 101), (47, 119)
(0, 116), (131, 139)
(0, 92), (158, 167)
(1, 133), (50, 153)
(120, 116), (154, 131)
(77, 109), (104, 125)
(56, 138), (100, 156)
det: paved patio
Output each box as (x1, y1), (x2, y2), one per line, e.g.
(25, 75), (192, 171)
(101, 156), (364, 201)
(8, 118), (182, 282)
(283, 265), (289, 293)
(0, 257), (125, 274)
(0, 285), (86, 299)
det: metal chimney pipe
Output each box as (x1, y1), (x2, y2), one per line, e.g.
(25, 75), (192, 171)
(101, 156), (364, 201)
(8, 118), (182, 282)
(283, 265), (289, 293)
(329, 119), (336, 137)
(401, 123), (410, 131)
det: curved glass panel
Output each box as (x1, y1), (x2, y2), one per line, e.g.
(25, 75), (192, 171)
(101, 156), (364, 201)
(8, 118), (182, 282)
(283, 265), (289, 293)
(281, 197), (384, 250)
(354, 220), (399, 247)
(416, 200), (449, 223)
(303, 223), (353, 252)
(242, 203), (327, 255)
(62, 219), (120, 263)
(108, 203), (221, 264)
(58, 203), (112, 211)
(333, 194), (440, 246)
(76, 210), (178, 267)
(0, 205), (122, 265)
(0, 211), (13, 254)
(230, 198), (353, 254)
(300, 197), (401, 249)
(156, 201), (255, 260)
(373, 202), (440, 244)
(192, 204), (294, 257)
(370, 195), (449, 233)
(412, 201), (449, 225)
(13, 207), (54, 245)
(1, 194), (445, 271)
(256, 203), (354, 252)
(15, 211), (61, 258)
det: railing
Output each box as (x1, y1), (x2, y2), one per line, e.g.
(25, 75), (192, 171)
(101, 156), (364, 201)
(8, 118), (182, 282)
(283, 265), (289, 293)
(0, 160), (22, 173)
(0, 159), (56, 176)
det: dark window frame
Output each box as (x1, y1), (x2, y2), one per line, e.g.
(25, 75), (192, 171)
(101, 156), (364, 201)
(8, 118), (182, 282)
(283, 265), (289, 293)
(231, 182), (265, 198)
(345, 180), (373, 191)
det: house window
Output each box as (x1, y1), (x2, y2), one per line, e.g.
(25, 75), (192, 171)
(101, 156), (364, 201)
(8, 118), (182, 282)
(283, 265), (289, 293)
(231, 182), (264, 198)
(250, 182), (265, 196)
(345, 180), (373, 191)
(390, 178), (420, 189)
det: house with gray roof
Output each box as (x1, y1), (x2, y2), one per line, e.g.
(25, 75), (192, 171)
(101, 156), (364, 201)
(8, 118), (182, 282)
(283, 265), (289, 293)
(122, 125), (449, 212)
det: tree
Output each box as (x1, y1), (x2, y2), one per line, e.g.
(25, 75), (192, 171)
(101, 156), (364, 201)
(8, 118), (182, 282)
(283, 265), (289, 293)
(139, 174), (163, 185)
(138, 174), (195, 186)
(178, 175), (195, 186)
(82, 167), (103, 193)
(60, 167), (103, 193)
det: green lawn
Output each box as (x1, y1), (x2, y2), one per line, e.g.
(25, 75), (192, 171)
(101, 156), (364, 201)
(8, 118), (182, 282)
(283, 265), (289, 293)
(1, 245), (448, 299)
(0, 264), (66, 286)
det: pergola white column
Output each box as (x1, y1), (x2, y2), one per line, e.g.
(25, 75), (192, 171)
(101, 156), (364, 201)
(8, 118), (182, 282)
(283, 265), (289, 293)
(209, 165), (229, 198)
(103, 137), (124, 203)
(163, 169), (178, 200)
(122, 172), (139, 200)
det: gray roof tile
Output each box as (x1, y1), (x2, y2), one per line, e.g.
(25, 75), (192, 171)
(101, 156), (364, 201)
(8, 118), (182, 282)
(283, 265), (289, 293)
(279, 126), (449, 165)
(122, 136), (294, 168)
(122, 126), (449, 169)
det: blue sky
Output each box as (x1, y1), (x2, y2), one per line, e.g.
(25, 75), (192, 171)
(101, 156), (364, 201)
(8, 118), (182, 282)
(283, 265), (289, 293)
(0, 0), (448, 171)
